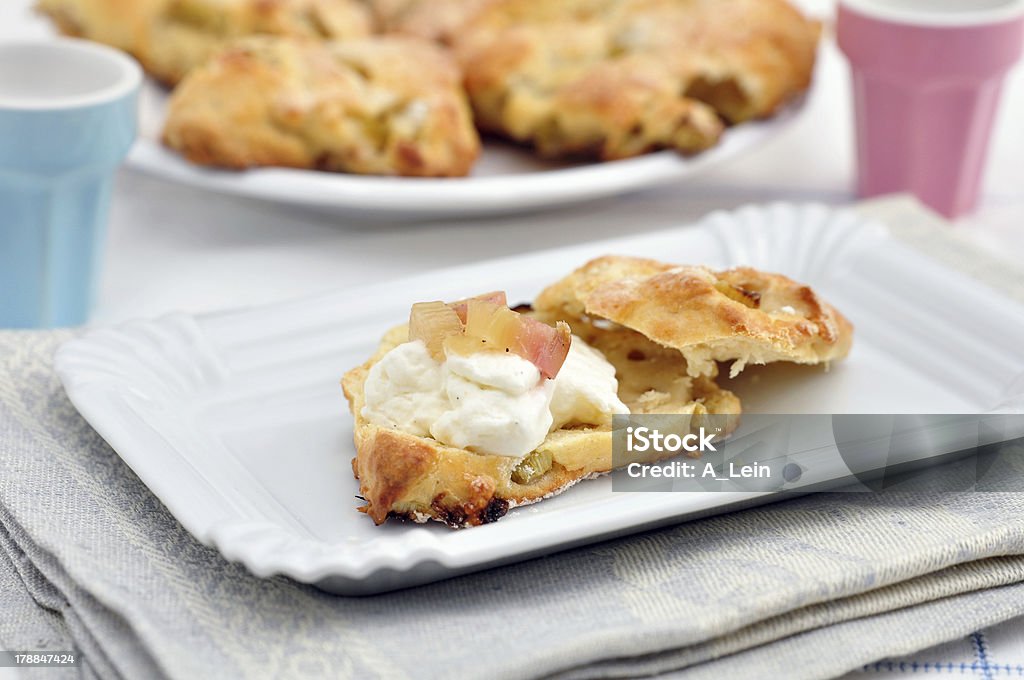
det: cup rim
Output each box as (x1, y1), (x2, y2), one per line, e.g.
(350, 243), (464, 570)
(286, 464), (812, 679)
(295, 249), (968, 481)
(0, 38), (142, 111)
(840, 0), (1024, 27)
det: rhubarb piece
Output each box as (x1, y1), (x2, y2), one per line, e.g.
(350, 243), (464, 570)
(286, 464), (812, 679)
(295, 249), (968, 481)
(714, 280), (761, 309)
(463, 298), (521, 347)
(511, 448), (553, 485)
(519, 319), (571, 380)
(449, 291), (508, 323)
(454, 299), (572, 379)
(411, 293), (572, 379)
(409, 301), (463, 360)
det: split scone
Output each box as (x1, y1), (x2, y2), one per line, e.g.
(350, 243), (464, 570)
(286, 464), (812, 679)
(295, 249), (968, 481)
(342, 293), (742, 528)
(341, 261), (853, 528)
(369, 0), (497, 44)
(453, 0), (819, 160)
(37, 0), (373, 86)
(534, 256), (854, 378)
(162, 37), (481, 176)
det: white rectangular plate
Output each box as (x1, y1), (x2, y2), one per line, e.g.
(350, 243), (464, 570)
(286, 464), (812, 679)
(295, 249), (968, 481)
(55, 203), (1024, 594)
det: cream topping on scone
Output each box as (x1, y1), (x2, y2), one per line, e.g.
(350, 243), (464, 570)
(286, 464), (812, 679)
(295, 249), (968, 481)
(362, 336), (628, 458)
(361, 340), (448, 437)
(431, 352), (555, 458)
(550, 339), (626, 430)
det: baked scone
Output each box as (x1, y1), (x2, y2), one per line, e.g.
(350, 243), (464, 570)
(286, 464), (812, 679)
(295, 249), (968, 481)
(453, 0), (819, 160)
(534, 256), (854, 378)
(162, 36), (481, 176)
(369, 0), (497, 44)
(37, 0), (168, 59)
(37, 0), (372, 86)
(342, 317), (741, 528)
(341, 261), (852, 528)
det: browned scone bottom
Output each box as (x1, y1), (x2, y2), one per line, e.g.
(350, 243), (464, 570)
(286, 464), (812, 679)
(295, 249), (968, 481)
(341, 326), (741, 528)
(36, 0), (373, 86)
(453, 0), (820, 160)
(161, 36), (481, 176)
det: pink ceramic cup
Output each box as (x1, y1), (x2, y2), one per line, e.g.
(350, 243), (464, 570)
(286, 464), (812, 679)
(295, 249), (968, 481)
(837, 0), (1024, 218)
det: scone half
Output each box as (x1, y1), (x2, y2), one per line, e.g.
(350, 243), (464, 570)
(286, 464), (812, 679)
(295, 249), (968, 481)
(535, 256), (854, 378)
(342, 324), (741, 528)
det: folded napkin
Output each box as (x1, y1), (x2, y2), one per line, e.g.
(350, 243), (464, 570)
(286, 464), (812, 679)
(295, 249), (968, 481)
(2, 197), (1023, 680)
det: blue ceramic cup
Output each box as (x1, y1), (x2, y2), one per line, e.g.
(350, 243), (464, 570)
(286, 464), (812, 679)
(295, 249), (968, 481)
(0, 39), (141, 328)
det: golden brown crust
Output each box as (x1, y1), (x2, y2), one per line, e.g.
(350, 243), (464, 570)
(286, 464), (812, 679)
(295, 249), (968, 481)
(37, 0), (372, 86)
(451, 0), (818, 160)
(162, 36), (481, 176)
(534, 256), (854, 377)
(342, 325), (740, 528)
(37, 0), (169, 74)
(369, 0), (498, 44)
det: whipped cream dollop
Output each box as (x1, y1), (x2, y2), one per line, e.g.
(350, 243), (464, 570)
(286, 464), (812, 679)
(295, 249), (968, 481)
(361, 337), (628, 458)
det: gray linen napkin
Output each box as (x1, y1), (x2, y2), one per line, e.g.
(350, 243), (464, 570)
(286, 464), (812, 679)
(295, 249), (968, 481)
(1, 197), (1023, 680)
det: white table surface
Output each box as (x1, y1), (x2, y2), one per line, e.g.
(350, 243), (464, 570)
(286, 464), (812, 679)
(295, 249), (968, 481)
(2, 0), (1023, 326)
